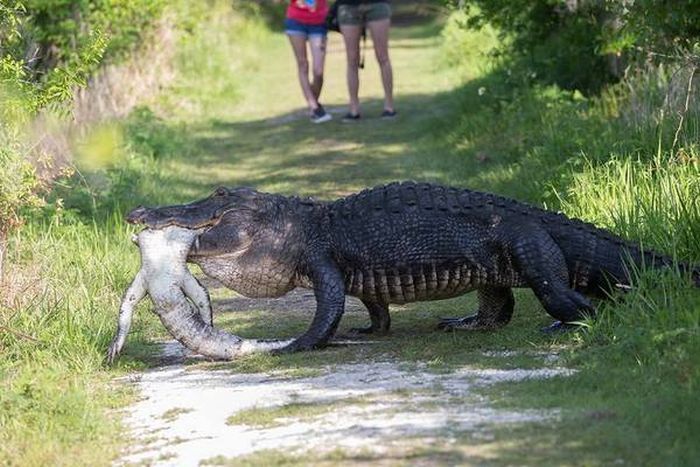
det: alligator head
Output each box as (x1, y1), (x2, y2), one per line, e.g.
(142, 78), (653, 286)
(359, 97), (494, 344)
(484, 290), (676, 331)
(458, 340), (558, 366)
(127, 186), (259, 230)
(126, 186), (304, 297)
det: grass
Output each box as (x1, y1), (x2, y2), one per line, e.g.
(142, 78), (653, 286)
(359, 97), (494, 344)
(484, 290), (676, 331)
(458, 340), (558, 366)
(1, 0), (698, 465)
(203, 446), (476, 466)
(160, 407), (193, 422)
(226, 397), (369, 429)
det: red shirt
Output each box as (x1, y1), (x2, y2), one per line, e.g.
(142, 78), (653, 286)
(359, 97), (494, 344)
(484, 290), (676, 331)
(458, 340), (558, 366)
(286, 0), (328, 25)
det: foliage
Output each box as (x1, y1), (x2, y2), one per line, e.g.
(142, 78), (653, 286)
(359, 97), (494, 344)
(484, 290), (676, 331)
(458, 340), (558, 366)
(6, 0), (166, 77)
(0, 0), (171, 270)
(450, 0), (700, 93)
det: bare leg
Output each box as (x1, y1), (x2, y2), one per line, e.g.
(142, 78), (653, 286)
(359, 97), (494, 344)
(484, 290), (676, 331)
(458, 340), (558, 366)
(107, 271), (147, 364)
(308, 35), (327, 101)
(340, 24), (362, 115)
(367, 18), (394, 112)
(181, 274), (213, 326)
(287, 33), (319, 112)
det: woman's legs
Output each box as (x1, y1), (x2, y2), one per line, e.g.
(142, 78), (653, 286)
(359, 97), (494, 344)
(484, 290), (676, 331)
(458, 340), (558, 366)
(287, 33), (319, 112)
(340, 24), (363, 116)
(308, 35), (327, 101)
(367, 18), (394, 112)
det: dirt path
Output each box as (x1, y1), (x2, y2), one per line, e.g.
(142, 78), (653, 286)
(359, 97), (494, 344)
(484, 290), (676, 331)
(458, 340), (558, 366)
(120, 340), (572, 466)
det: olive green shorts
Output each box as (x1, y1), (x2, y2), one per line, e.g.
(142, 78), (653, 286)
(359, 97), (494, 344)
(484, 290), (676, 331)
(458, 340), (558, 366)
(338, 2), (391, 26)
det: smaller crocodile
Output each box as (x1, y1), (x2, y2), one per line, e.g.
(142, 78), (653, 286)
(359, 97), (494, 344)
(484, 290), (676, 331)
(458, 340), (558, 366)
(125, 182), (700, 358)
(106, 226), (291, 363)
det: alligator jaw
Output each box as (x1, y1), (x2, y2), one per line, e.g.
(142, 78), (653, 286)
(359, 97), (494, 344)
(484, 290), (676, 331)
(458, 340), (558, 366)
(126, 205), (221, 230)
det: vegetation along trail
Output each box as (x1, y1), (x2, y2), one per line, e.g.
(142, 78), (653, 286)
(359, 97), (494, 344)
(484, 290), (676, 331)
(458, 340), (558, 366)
(2, 1), (698, 466)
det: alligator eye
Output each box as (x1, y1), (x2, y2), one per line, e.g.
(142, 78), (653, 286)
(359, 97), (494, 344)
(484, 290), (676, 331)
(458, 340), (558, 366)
(214, 186), (228, 197)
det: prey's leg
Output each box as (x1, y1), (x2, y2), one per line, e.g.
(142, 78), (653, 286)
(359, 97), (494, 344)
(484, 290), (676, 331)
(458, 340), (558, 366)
(181, 273), (213, 326)
(439, 286), (514, 331)
(350, 299), (390, 335)
(107, 271), (147, 364)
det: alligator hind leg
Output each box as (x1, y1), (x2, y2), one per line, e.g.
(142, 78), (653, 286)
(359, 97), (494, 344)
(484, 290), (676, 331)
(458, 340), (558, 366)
(438, 286), (514, 331)
(507, 223), (593, 324)
(350, 300), (390, 335)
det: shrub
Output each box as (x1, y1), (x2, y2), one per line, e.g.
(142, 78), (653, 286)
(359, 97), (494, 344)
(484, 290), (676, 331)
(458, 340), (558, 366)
(450, 0), (700, 93)
(0, 0), (170, 275)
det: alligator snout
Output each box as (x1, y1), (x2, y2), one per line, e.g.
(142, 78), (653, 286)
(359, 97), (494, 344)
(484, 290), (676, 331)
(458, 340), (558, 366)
(126, 205), (149, 224)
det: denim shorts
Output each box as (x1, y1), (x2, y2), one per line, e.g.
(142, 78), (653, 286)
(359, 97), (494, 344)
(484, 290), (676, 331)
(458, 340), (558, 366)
(338, 2), (391, 26)
(284, 18), (328, 37)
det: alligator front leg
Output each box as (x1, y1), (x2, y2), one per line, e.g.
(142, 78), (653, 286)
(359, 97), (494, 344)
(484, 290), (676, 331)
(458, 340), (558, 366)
(276, 256), (345, 353)
(438, 286), (514, 331)
(107, 270), (147, 364)
(350, 299), (390, 335)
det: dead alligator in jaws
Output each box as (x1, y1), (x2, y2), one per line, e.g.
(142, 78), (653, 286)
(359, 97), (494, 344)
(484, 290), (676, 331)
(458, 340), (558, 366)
(124, 182), (700, 356)
(106, 226), (291, 364)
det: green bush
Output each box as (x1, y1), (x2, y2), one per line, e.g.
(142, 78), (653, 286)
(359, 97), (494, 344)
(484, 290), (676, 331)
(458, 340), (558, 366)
(8, 0), (166, 77)
(0, 0), (170, 273)
(451, 0), (700, 93)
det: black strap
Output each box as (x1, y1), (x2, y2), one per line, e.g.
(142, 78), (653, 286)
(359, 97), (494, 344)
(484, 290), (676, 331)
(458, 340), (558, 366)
(360, 27), (366, 69)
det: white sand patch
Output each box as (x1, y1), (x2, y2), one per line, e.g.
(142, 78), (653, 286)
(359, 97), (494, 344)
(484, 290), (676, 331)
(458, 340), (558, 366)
(116, 341), (573, 466)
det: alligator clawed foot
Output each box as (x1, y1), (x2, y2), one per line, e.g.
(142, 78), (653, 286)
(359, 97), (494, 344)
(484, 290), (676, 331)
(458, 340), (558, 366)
(437, 315), (479, 331)
(346, 325), (389, 337)
(540, 320), (582, 334)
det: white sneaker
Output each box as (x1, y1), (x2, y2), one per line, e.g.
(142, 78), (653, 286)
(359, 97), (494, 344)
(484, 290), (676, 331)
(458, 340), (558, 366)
(311, 105), (332, 124)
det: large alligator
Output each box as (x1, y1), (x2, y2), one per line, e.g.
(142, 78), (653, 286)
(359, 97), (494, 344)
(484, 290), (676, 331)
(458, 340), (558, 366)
(126, 182), (699, 358)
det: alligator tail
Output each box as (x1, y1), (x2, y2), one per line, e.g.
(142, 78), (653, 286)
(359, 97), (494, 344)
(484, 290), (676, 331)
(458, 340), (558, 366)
(619, 242), (700, 289)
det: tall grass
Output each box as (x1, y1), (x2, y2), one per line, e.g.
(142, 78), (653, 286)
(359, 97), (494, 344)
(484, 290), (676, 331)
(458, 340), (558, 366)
(0, 218), (165, 465)
(562, 155), (700, 259)
(0, 5), (277, 465)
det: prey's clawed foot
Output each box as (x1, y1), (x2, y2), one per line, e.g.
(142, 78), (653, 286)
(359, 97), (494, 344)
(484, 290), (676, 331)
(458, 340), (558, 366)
(105, 341), (121, 365)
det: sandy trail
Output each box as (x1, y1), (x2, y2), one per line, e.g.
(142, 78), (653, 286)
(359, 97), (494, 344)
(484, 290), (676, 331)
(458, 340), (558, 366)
(118, 339), (572, 466)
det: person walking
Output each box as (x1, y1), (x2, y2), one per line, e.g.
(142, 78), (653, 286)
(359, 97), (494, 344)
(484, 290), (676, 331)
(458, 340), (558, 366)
(285, 0), (332, 123)
(337, 0), (395, 121)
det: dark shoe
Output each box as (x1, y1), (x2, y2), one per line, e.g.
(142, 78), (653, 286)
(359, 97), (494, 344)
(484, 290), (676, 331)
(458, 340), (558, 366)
(341, 112), (361, 123)
(381, 109), (397, 119)
(311, 105), (332, 124)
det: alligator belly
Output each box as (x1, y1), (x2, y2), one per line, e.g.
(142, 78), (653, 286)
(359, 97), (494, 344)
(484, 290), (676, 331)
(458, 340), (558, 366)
(194, 257), (295, 298)
(345, 263), (488, 304)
